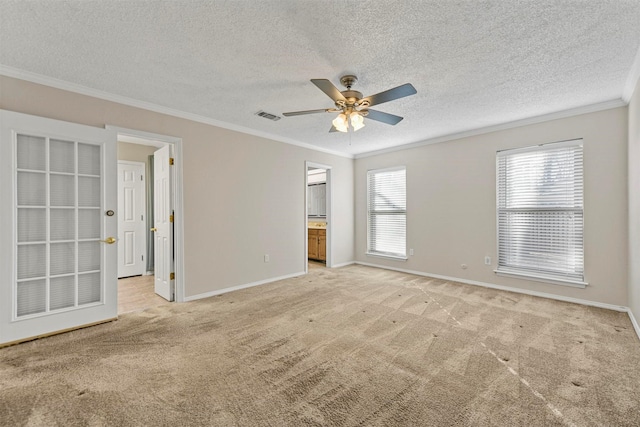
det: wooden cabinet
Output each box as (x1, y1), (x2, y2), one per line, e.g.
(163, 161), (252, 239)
(318, 230), (326, 261)
(308, 229), (319, 259)
(308, 228), (326, 262)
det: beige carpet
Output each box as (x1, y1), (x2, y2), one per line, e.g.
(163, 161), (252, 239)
(1, 265), (639, 426)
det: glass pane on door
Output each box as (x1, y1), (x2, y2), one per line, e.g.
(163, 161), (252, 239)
(15, 133), (103, 318)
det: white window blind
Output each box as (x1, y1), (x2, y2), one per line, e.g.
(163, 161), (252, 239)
(367, 167), (406, 258)
(15, 134), (103, 318)
(497, 140), (584, 284)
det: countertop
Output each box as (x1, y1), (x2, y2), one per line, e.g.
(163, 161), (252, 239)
(308, 222), (327, 230)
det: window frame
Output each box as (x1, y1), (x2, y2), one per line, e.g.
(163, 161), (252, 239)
(495, 139), (587, 288)
(366, 166), (407, 260)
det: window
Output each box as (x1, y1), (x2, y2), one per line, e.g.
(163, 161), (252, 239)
(367, 166), (406, 259)
(497, 140), (585, 286)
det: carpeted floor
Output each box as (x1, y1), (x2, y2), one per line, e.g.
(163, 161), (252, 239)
(1, 265), (639, 426)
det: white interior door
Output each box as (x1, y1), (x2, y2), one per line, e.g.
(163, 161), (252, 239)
(0, 110), (117, 346)
(117, 161), (146, 278)
(153, 145), (173, 301)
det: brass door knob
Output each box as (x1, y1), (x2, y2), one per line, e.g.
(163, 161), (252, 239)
(150, 227), (157, 232)
(101, 237), (117, 244)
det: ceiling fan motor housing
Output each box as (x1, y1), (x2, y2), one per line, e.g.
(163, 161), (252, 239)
(337, 90), (364, 110)
(338, 75), (367, 110)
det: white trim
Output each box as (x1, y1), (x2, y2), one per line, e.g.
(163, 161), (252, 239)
(0, 65), (353, 159)
(355, 99), (625, 159)
(496, 138), (582, 156)
(495, 269), (587, 289)
(107, 126), (187, 303)
(627, 308), (640, 342)
(183, 271), (305, 302)
(305, 161), (333, 272)
(365, 252), (408, 261)
(108, 126), (181, 145)
(118, 134), (165, 148)
(3, 65), (629, 161)
(173, 140), (186, 303)
(117, 160), (147, 167)
(622, 44), (640, 103)
(330, 261), (356, 268)
(355, 261), (628, 312)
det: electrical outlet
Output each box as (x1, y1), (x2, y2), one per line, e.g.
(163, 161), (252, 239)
(409, 248), (414, 256)
(484, 256), (491, 265)
(264, 254), (269, 263)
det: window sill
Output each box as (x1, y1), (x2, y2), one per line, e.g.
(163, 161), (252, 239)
(495, 268), (587, 288)
(366, 252), (408, 261)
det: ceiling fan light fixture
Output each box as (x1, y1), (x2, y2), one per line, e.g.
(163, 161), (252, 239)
(332, 113), (349, 132)
(350, 112), (365, 131)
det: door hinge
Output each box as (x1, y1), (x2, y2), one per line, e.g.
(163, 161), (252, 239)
(170, 272), (175, 280)
(169, 157), (174, 166)
(142, 255), (144, 261)
(169, 214), (174, 223)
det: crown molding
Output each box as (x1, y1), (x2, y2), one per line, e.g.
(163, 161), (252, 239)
(0, 65), (354, 159)
(1, 64), (630, 161)
(622, 45), (640, 103)
(355, 98), (626, 159)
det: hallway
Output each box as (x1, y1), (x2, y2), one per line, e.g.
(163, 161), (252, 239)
(118, 275), (169, 314)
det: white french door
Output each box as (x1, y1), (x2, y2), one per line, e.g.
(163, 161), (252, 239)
(0, 110), (117, 346)
(153, 145), (174, 301)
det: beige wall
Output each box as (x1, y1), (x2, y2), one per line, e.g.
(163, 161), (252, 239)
(2, 74), (632, 309)
(118, 141), (156, 162)
(0, 76), (355, 298)
(629, 79), (640, 321)
(355, 107), (629, 306)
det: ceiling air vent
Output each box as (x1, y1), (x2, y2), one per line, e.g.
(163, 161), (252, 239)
(256, 110), (282, 121)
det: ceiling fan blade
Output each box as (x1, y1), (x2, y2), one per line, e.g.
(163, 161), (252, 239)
(362, 83), (417, 107)
(364, 109), (404, 125)
(311, 79), (347, 103)
(329, 125), (339, 133)
(282, 109), (330, 117)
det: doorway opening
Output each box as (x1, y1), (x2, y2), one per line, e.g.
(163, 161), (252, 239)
(116, 157), (166, 313)
(305, 162), (332, 273)
(110, 127), (184, 314)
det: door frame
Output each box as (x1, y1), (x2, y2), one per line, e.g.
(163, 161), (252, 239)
(107, 126), (185, 303)
(305, 161), (332, 273)
(117, 160), (147, 278)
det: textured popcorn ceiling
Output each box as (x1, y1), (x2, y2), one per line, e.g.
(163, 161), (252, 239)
(1, 1), (639, 156)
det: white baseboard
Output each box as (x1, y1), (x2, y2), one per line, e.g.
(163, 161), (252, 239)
(330, 261), (356, 268)
(183, 271), (305, 302)
(627, 308), (640, 342)
(355, 261), (629, 313)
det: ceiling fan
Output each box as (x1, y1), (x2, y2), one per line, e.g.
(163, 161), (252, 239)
(283, 75), (417, 133)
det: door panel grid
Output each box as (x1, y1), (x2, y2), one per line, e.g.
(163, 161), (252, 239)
(15, 134), (103, 319)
